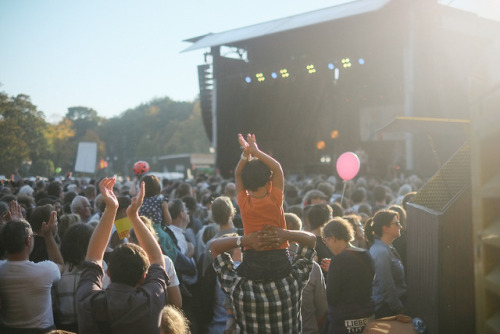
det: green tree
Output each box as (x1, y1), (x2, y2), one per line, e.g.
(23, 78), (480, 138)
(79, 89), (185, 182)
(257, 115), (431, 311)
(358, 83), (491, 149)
(98, 97), (209, 175)
(66, 106), (100, 138)
(0, 92), (51, 176)
(46, 118), (77, 173)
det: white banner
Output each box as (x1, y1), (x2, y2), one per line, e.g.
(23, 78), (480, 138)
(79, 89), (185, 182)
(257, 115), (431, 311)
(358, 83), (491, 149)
(74, 142), (97, 173)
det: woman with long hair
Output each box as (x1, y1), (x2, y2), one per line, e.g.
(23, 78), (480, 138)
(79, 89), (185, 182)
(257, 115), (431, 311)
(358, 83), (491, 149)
(365, 209), (407, 318)
(322, 217), (375, 333)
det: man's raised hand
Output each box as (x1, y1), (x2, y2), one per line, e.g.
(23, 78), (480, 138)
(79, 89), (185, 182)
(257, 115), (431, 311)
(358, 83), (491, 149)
(9, 200), (23, 220)
(127, 181), (145, 217)
(99, 178), (118, 210)
(39, 211), (58, 238)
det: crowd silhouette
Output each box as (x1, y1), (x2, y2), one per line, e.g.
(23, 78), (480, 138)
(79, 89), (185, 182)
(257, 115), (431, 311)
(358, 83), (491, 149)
(0, 141), (423, 333)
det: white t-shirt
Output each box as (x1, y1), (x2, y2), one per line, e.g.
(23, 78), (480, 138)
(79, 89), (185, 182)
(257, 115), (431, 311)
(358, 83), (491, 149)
(164, 255), (180, 287)
(169, 225), (188, 255)
(0, 260), (61, 329)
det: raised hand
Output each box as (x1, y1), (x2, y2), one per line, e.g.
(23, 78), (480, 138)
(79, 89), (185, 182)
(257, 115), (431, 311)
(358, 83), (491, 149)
(39, 211), (58, 238)
(9, 200), (23, 220)
(246, 133), (260, 155)
(127, 181), (145, 217)
(99, 178), (118, 210)
(238, 133), (250, 157)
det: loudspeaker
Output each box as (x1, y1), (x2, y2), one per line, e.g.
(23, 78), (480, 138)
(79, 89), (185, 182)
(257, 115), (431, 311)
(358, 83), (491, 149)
(406, 142), (474, 334)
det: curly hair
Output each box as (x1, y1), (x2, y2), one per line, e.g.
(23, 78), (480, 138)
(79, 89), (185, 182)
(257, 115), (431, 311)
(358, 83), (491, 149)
(322, 217), (354, 242)
(241, 159), (271, 192)
(306, 204), (333, 230)
(161, 305), (190, 334)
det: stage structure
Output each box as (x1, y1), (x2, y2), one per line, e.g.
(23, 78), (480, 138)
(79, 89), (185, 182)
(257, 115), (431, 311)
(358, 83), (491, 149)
(184, 0), (499, 179)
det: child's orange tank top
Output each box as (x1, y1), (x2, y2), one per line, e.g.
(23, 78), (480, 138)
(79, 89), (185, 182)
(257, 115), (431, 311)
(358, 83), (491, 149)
(237, 185), (288, 249)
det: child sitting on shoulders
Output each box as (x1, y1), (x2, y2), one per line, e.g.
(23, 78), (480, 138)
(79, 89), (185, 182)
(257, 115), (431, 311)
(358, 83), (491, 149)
(234, 133), (291, 280)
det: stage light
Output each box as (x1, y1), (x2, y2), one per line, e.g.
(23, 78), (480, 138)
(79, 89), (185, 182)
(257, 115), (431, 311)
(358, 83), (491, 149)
(316, 140), (325, 150)
(358, 58), (365, 65)
(271, 72), (278, 79)
(280, 69), (289, 78)
(256, 73), (265, 82)
(320, 155), (332, 164)
(331, 130), (339, 139)
(334, 68), (340, 80)
(328, 63), (335, 70)
(245, 76), (252, 83)
(306, 64), (316, 74)
(341, 58), (351, 68)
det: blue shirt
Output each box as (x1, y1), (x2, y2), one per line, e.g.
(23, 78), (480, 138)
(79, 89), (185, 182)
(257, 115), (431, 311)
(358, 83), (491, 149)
(369, 239), (407, 313)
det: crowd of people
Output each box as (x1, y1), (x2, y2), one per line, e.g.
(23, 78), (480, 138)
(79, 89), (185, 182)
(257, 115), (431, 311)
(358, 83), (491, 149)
(0, 134), (423, 334)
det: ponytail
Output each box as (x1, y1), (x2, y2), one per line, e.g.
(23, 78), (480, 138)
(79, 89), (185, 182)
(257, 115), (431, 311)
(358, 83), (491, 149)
(365, 210), (399, 246)
(364, 218), (375, 246)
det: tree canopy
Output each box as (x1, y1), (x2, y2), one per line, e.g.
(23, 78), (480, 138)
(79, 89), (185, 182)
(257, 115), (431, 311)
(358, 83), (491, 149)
(0, 91), (209, 177)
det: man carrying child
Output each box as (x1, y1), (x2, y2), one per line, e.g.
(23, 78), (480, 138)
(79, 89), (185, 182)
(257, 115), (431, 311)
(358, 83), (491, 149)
(209, 134), (316, 333)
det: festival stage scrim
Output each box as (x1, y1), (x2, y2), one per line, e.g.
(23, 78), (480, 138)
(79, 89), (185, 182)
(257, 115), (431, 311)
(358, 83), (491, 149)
(184, 0), (497, 179)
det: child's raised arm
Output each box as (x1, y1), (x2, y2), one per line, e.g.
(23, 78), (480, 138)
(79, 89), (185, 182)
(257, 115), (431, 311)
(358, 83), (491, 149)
(246, 134), (284, 192)
(235, 133), (250, 194)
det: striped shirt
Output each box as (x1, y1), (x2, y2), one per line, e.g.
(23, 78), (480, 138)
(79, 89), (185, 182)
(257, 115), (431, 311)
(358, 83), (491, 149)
(214, 246), (315, 333)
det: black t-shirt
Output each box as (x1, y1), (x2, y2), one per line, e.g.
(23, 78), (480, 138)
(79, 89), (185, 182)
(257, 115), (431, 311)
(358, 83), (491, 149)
(326, 247), (375, 333)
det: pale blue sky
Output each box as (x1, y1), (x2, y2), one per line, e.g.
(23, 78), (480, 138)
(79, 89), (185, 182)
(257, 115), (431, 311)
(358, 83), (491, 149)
(0, 0), (497, 122)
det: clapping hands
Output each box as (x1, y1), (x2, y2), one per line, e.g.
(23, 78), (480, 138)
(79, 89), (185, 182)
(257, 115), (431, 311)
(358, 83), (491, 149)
(99, 178), (118, 210)
(126, 181), (145, 217)
(238, 133), (259, 158)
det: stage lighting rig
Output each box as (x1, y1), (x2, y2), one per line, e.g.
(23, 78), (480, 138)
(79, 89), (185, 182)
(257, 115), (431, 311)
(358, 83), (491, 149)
(307, 64), (316, 74)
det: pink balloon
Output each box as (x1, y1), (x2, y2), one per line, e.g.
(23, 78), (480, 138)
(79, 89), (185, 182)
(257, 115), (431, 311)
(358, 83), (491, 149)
(336, 152), (361, 181)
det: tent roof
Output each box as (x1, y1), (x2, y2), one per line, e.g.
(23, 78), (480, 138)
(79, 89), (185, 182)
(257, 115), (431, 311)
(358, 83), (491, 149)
(182, 0), (391, 52)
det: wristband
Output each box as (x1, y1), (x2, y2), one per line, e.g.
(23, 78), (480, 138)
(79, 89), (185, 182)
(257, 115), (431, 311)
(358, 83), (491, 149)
(241, 153), (248, 161)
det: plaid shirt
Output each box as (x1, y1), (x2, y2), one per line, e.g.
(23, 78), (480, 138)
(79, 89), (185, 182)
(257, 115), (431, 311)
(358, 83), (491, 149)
(213, 246), (315, 333)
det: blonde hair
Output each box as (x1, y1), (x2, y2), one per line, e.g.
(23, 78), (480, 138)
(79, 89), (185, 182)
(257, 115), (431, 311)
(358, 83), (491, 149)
(161, 305), (190, 334)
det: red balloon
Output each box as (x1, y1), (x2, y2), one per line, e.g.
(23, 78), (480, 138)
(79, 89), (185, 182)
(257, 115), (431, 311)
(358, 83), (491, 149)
(336, 152), (361, 181)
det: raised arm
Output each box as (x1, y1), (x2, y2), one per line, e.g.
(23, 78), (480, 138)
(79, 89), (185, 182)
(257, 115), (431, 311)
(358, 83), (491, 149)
(86, 178), (118, 265)
(9, 200), (23, 220)
(210, 226), (316, 259)
(246, 133), (284, 192)
(235, 133), (250, 194)
(38, 210), (64, 270)
(127, 182), (165, 267)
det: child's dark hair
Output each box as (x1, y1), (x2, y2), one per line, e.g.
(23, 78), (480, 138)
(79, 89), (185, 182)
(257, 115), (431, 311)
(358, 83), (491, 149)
(241, 159), (272, 192)
(140, 175), (161, 198)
